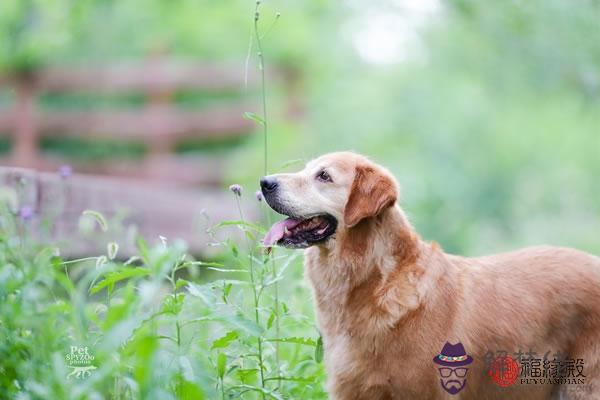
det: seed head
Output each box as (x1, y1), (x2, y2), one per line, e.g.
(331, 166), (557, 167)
(229, 184), (242, 197)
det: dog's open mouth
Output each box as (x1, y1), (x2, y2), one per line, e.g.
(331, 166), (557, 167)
(263, 214), (337, 250)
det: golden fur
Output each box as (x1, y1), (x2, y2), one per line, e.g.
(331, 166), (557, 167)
(267, 152), (600, 399)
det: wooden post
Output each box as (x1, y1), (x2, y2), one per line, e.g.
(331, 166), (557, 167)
(147, 49), (174, 158)
(12, 79), (39, 168)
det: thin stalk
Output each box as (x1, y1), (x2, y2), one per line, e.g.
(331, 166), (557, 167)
(221, 376), (226, 400)
(234, 195), (266, 398)
(254, 2), (282, 381)
(254, 4), (268, 174)
(176, 320), (182, 398)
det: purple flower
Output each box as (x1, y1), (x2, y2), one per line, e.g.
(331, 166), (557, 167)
(255, 190), (263, 202)
(18, 206), (34, 221)
(229, 184), (242, 197)
(58, 165), (72, 179)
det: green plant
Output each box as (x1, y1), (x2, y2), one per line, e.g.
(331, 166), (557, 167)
(0, 2), (327, 398)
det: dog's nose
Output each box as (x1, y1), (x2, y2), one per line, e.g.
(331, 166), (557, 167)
(260, 176), (279, 194)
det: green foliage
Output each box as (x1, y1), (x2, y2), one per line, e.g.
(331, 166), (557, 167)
(1, 0), (600, 398)
(0, 205), (325, 399)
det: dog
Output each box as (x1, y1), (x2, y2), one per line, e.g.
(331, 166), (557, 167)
(260, 151), (600, 400)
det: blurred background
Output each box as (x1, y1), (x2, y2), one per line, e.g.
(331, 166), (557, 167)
(0, 0), (599, 256)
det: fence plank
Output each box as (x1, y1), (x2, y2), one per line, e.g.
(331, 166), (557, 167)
(0, 104), (254, 140)
(0, 167), (260, 257)
(0, 61), (262, 93)
(0, 155), (227, 185)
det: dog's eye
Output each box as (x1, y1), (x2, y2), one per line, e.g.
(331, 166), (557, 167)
(316, 170), (332, 183)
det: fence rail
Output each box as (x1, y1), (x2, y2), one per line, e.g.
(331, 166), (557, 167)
(0, 166), (257, 257)
(0, 58), (265, 185)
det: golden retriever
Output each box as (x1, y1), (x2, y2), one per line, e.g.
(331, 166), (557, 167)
(260, 152), (600, 400)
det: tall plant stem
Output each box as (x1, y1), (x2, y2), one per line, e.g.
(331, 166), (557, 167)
(234, 196), (266, 398)
(254, 4), (268, 176)
(254, 1), (282, 382)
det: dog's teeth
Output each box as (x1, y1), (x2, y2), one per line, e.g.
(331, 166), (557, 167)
(284, 227), (289, 236)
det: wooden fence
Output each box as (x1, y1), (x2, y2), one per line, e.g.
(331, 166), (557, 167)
(0, 58), (272, 255)
(0, 58), (264, 184)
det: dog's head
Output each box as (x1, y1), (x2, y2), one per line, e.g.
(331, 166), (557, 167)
(261, 152), (398, 249)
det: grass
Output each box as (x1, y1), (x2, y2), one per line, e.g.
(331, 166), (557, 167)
(0, 3), (327, 399)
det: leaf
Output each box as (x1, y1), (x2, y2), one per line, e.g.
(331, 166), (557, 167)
(228, 384), (284, 400)
(267, 337), (317, 346)
(211, 279), (251, 288)
(82, 210), (108, 232)
(217, 353), (227, 379)
(213, 220), (266, 234)
(90, 267), (151, 294)
(315, 335), (324, 363)
(175, 278), (189, 290)
(223, 283), (232, 298)
(124, 255), (141, 265)
(211, 331), (239, 350)
(185, 261), (226, 268)
(186, 283), (217, 307)
(107, 242), (119, 260)
(266, 310), (275, 330)
(180, 380), (205, 400)
(220, 312), (263, 336)
(243, 111), (265, 126)
(236, 368), (258, 382)
(136, 236), (150, 263)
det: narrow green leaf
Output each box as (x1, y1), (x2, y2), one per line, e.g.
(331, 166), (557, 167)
(175, 278), (189, 290)
(90, 267), (151, 294)
(267, 337), (317, 346)
(213, 220), (266, 234)
(243, 111), (265, 126)
(315, 335), (324, 363)
(217, 353), (227, 379)
(266, 310), (275, 330)
(223, 283), (233, 298)
(211, 331), (239, 350)
(221, 312), (263, 336)
(186, 283), (217, 307)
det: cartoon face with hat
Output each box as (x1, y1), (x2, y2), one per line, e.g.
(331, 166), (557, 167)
(433, 342), (473, 395)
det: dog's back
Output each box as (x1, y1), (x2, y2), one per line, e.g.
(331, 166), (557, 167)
(450, 245), (600, 399)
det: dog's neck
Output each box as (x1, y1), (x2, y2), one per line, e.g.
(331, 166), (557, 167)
(319, 205), (421, 283)
(305, 206), (433, 334)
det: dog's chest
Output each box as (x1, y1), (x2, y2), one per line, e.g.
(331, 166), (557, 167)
(321, 329), (439, 399)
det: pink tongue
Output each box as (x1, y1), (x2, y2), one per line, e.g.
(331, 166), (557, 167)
(263, 218), (301, 247)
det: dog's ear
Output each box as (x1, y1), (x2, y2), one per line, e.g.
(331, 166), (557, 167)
(344, 164), (398, 228)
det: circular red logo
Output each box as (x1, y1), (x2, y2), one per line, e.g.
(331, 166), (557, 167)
(488, 356), (519, 387)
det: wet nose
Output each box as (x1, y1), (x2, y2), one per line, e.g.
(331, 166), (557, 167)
(260, 176), (279, 194)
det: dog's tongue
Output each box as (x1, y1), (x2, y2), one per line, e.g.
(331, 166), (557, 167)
(263, 218), (301, 247)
